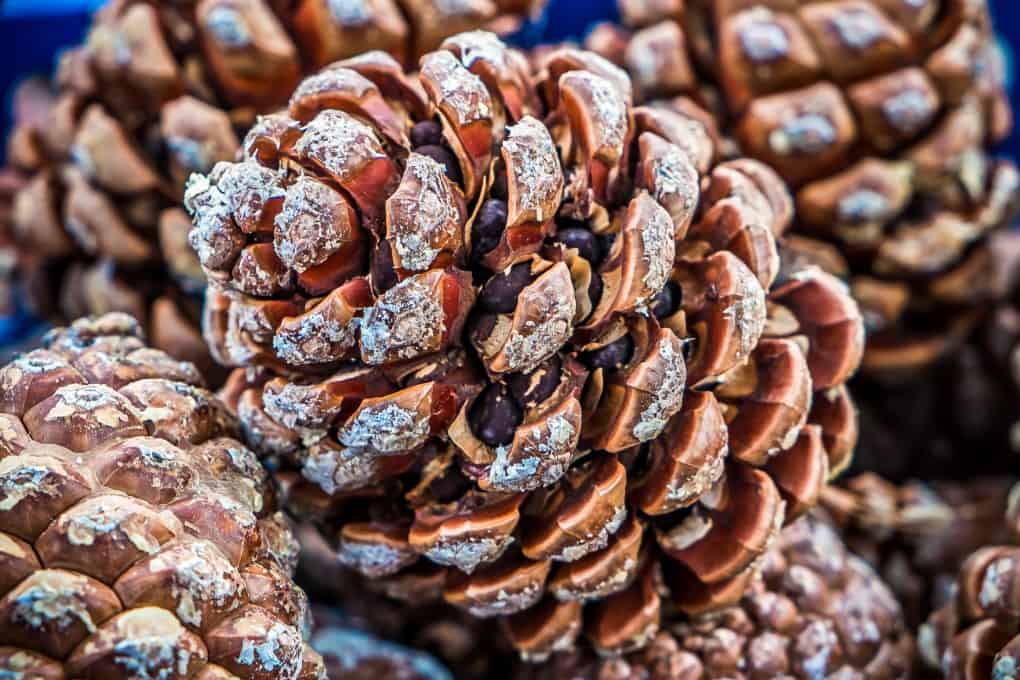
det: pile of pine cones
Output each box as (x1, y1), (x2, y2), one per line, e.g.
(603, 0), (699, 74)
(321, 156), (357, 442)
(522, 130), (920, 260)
(1, 0), (1018, 678)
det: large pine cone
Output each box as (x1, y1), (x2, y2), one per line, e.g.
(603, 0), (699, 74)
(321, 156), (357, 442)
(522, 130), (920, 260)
(0, 313), (324, 679)
(587, 0), (1018, 377)
(920, 482), (1020, 679)
(6, 0), (544, 377)
(522, 515), (914, 679)
(822, 473), (1016, 628)
(189, 32), (867, 658)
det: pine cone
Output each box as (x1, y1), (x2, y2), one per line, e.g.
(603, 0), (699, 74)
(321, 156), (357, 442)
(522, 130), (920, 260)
(587, 0), (1018, 377)
(822, 473), (1016, 628)
(6, 0), (543, 377)
(190, 32), (867, 658)
(3, 78), (62, 321)
(521, 515), (915, 679)
(310, 605), (454, 680)
(0, 312), (324, 679)
(8, 58), (219, 377)
(0, 170), (21, 320)
(920, 482), (1020, 679)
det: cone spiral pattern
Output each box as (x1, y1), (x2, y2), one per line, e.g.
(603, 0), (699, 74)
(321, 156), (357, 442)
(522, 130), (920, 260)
(185, 30), (868, 658)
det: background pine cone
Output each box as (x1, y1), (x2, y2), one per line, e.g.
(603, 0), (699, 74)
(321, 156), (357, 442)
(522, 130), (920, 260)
(187, 31), (867, 658)
(587, 0), (1018, 379)
(919, 482), (1020, 679)
(5, 0), (545, 380)
(0, 312), (323, 679)
(822, 473), (1016, 629)
(310, 605), (456, 680)
(839, 229), (1020, 482)
(0, 169), (20, 321)
(520, 514), (915, 679)
(3, 77), (60, 324)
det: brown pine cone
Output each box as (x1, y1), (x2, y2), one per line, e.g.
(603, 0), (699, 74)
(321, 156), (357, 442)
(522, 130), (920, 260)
(822, 473), (1017, 629)
(521, 514), (915, 679)
(920, 482), (1020, 679)
(0, 312), (324, 679)
(6, 0), (544, 378)
(587, 0), (1018, 378)
(190, 32), (867, 658)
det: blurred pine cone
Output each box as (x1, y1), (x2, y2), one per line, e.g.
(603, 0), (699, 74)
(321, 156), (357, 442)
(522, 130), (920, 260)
(310, 605), (455, 680)
(190, 32), (867, 658)
(0, 170), (21, 320)
(919, 482), (1020, 679)
(0, 312), (323, 678)
(587, 0), (1018, 378)
(822, 473), (1016, 629)
(521, 515), (915, 679)
(841, 229), (1020, 482)
(3, 78), (61, 321)
(978, 229), (1020, 453)
(850, 346), (1019, 482)
(5, 0), (544, 378)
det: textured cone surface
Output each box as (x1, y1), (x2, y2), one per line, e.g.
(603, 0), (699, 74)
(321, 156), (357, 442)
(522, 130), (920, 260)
(191, 31), (867, 657)
(822, 473), (1016, 629)
(6, 0), (543, 376)
(920, 482), (1020, 679)
(297, 523), (517, 679)
(521, 515), (914, 679)
(0, 313), (323, 679)
(587, 0), (1018, 376)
